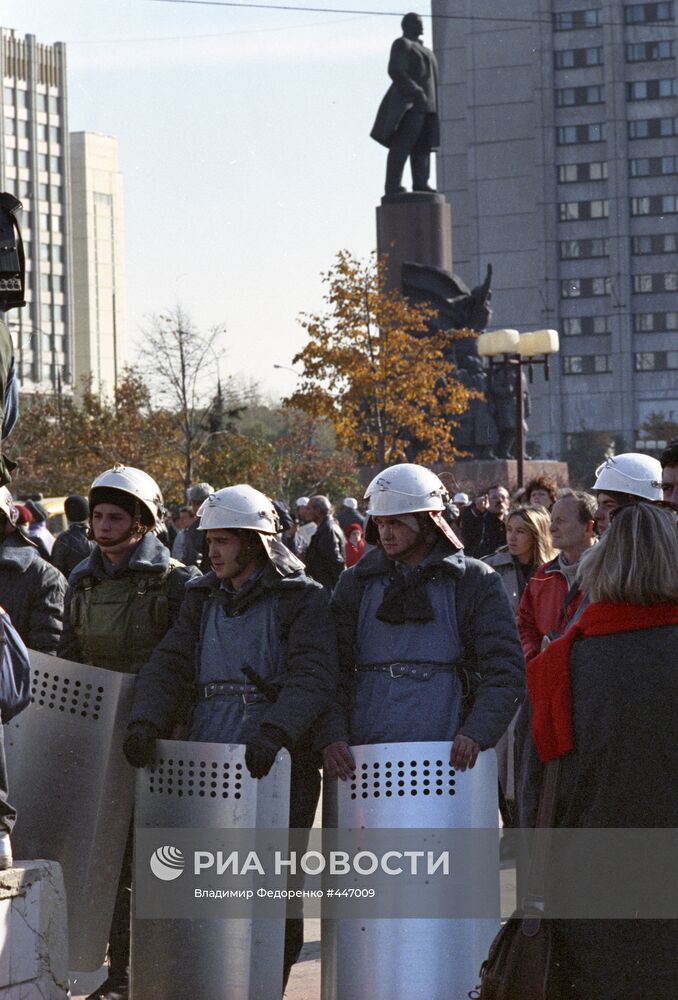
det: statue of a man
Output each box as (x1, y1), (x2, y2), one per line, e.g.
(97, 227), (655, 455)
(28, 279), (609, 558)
(370, 12), (440, 196)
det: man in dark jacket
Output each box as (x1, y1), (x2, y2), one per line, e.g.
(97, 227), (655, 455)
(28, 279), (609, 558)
(124, 484), (338, 990)
(319, 463), (524, 779)
(336, 497), (365, 535)
(0, 486), (65, 653)
(57, 465), (200, 1000)
(51, 494), (94, 578)
(304, 495), (346, 592)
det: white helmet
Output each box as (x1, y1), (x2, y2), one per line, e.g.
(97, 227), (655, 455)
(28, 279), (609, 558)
(197, 485), (280, 535)
(89, 464), (164, 527)
(592, 453), (662, 501)
(343, 497), (358, 510)
(365, 463), (448, 516)
(0, 486), (17, 524)
(453, 492), (470, 505)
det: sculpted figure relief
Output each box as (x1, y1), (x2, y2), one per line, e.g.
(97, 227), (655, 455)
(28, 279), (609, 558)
(371, 13), (440, 195)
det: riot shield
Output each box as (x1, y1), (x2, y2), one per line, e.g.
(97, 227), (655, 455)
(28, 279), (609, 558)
(131, 739), (291, 1000)
(4, 650), (136, 969)
(321, 741), (500, 1000)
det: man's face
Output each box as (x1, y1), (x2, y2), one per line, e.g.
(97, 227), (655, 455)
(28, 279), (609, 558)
(549, 497), (589, 552)
(529, 489), (551, 509)
(661, 465), (678, 506)
(488, 488), (509, 517)
(206, 529), (246, 581)
(474, 494), (489, 513)
(91, 503), (138, 554)
(373, 515), (423, 563)
(594, 492), (622, 534)
(306, 502), (324, 525)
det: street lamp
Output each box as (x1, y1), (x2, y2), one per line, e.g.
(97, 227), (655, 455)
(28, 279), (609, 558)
(477, 328), (560, 489)
(272, 364), (300, 376)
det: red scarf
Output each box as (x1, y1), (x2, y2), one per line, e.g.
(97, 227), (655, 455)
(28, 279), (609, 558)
(527, 601), (678, 763)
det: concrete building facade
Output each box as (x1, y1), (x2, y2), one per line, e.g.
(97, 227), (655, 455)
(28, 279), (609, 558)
(70, 132), (126, 395)
(433, 0), (678, 460)
(0, 28), (74, 395)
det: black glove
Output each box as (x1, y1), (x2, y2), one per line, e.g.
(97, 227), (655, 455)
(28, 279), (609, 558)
(123, 722), (159, 768)
(245, 725), (287, 779)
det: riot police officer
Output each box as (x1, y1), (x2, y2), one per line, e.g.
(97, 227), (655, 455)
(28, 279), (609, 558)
(123, 484), (338, 990)
(319, 463), (525, 777)
(58, 464), (200, 1000)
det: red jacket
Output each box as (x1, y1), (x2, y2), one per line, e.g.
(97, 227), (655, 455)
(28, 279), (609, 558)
(517, 556), (584, 662)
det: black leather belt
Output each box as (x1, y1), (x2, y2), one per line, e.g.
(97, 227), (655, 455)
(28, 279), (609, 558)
(200, 680), (264, 701)
(357, 661), (458, 679)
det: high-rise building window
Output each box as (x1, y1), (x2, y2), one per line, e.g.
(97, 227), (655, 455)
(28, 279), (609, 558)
(5, 148), (15, 167)
(560, 238), (609, 259)
(3, 117), (15, 136)
(631, 194), (678, 215)
(635, 351), (678, 371)
(626, 40), (675, 61)
(555, 85), (604, 107)
(624, 2), (673, 23)
(628, 116), (678, 139)
(633, 311), (678, 331)
(558, 161), (609, 185)
(627, 78), (677, 100)
(632, 233), (677, 254)
(555, 46), (603, 68)
(563, 316), (611, 336)
(554, 9), (602, 30)
(559, 199), (609, 221)
(561, 276), (612, 297)
(564, 354), (612, 373)
(36, 93), (47, 112)
(557, 123), (607, 145)
(630, 155), (678, 176)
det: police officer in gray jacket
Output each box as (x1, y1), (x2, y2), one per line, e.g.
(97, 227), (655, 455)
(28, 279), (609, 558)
(124, 484), (339, 988)
(318, 464), (525, 779)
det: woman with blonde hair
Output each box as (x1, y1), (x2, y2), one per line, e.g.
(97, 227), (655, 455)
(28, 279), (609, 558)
(484, 505), (556, 614)
(484, 505), (555, 827)
(519, 502), (678, 998)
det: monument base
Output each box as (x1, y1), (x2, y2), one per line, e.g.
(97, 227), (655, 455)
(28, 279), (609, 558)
(357, 460), (569, 495)
(434, 460), (569, 495)
(376, 191), (452, 291)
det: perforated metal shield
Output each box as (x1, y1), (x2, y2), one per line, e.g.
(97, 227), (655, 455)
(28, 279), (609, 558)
(131, 739), (291, 1000)
(321, 741), (500, 1000)
(4, 651), (136, 970)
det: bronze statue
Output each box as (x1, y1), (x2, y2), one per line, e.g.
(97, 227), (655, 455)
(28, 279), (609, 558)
(371, 13), (440, 195)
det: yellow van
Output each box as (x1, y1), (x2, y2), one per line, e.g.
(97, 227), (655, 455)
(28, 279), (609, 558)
(41, 496), (68, 535)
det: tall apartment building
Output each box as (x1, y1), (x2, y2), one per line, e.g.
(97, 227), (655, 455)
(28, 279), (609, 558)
(70, 132), (126, 394)
(0, 28), (73, 394)
(433, 0), (678, 460)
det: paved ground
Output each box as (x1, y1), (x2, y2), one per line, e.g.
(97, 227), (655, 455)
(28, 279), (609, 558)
(71, 875), (517, 999)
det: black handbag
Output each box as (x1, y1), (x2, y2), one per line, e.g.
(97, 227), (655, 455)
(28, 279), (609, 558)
(473, 758), (561, 1000)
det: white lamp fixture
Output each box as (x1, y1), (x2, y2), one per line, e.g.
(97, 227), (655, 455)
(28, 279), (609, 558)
(517, 329), (560, 358)
(476, 329), (520, 357)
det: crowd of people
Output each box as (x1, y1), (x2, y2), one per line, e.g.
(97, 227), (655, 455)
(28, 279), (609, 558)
(0, 444), (675, 999)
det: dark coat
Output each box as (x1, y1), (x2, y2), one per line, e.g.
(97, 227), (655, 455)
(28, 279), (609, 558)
(304, 516), (346, 591)
(371, 36), (440, 148)
(51, 523), (94, 579)
(518, 625), (678, 999)
(460, 506), (506, 559)
(316, 543), (525, 748)
(337, 506), (365, 534)
(0, 531), (66, 653)
(128, 541), (339, 748)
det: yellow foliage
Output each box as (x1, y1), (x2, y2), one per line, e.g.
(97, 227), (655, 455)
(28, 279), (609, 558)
(285, 250), (475, 465)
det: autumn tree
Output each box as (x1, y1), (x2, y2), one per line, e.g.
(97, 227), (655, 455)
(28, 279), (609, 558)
(7, 369), (182, 497)
(285, 251), (474, 465)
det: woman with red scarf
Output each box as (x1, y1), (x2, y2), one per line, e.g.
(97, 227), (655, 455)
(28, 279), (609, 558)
(519, 502), (678, 999)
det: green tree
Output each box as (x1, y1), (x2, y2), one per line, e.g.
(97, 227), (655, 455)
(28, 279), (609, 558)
(285, 250), (474, 465)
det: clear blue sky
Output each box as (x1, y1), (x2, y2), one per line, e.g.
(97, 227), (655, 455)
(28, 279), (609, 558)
(3, 0), (425, 396)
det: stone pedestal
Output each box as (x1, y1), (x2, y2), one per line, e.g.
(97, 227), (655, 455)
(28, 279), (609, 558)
(0, 861), (69, 999)
(357, 460), (569, 494)
(376, 191), (452, 291)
